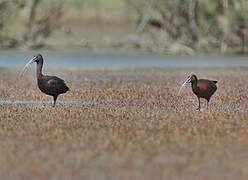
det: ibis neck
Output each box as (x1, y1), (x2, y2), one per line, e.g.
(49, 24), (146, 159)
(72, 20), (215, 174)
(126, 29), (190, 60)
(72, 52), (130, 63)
(36, 61), (43, 78)
(191, 80), (198, 89)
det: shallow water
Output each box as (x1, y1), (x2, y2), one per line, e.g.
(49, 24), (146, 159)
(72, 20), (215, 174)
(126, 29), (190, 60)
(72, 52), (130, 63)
(0, 100), (76, 104)
(0, 50), (248, 68)
(0, 99), (81, 109)
(0, 99), (246, 112)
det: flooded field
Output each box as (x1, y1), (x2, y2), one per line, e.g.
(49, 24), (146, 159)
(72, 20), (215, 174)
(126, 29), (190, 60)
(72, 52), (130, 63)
(1, 65), (248, 179)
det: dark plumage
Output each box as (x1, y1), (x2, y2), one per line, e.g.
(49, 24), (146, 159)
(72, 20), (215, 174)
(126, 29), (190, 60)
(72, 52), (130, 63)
(21, 54), (69, 107)
(189, 74), (217, 110)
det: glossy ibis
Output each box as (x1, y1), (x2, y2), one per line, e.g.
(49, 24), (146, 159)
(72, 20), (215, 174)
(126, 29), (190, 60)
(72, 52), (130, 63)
(179, 74), (217, 110)
(20, 54), (69, 107)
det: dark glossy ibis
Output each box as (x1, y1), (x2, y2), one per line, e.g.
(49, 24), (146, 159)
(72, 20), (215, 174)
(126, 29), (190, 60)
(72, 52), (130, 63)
(179, 74), (217, 110)
(20, 54), (69, 107)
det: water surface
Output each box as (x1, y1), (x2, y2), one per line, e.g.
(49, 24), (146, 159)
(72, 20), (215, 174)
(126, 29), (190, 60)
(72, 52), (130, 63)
(0, 50), (248, 68)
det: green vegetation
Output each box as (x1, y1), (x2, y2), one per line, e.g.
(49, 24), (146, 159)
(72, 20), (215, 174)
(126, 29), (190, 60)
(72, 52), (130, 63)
(1, 0), (248, 54)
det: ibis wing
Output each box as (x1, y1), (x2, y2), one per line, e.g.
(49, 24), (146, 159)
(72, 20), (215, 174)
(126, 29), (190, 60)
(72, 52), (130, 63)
(46, 76), (69, 93)
(47, 78), (59, 88)
(197, 79), (217, 97)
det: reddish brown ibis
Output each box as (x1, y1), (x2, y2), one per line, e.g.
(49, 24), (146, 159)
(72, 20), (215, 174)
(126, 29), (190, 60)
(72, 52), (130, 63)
(20, 54), (69, 107)
(179, 74), (217, 110)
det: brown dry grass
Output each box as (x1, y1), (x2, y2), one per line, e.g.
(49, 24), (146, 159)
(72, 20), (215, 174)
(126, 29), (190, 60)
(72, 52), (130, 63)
(0, 67), (248, 180)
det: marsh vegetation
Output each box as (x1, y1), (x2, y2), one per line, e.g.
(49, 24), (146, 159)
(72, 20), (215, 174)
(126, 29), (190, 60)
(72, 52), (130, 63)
(0, 67), (248, 179)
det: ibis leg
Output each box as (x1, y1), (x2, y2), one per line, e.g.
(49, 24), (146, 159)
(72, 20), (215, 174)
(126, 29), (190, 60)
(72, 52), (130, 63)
(196, 97), (200, 111)
(53, 95), (58, 107)
(207, 99), (210, 109)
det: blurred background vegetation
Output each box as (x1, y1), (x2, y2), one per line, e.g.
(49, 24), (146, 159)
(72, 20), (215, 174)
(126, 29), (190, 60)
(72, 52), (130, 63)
(1, 0), (248, 54)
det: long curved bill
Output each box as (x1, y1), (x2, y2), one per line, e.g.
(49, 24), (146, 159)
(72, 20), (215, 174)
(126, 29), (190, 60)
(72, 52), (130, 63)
(19, 57), (37, 77)
(178, 76), (191, 96)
